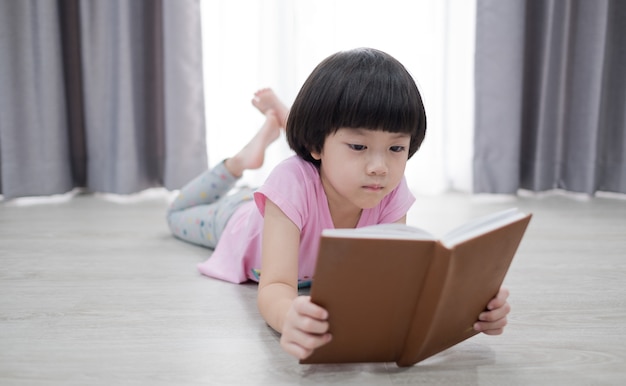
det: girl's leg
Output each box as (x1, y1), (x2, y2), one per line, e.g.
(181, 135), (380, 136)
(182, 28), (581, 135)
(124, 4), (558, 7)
(167, 110), (282, 248)
(167, 161), (239, 248)
(167, 186), (255, 249)
(168, 161), (238, 213)
(222, 109), (282, 178)
(251, 88), (290, 128)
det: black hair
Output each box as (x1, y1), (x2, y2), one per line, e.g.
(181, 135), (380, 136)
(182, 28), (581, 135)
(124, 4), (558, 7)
(286, 47), (427, 166)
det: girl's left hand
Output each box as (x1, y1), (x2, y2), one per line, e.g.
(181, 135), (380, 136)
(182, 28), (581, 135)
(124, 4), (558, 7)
(473, 287), (511, 335)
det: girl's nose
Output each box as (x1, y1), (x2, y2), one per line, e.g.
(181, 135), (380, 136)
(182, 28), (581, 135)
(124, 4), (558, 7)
(366, 155), (388, 176)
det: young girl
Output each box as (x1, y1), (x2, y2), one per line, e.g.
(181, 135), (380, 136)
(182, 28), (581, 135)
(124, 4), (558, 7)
(167, 48), (511, 360)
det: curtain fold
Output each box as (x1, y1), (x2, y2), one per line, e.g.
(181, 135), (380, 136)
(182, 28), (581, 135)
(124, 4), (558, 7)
(474, 0), (626, 195)
(0, 0), (207, 199)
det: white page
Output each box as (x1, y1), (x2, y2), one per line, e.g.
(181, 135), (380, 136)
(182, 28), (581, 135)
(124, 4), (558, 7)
(441, 208), (526, 248)
(322, 223), (435, 241)
(321, 208), (527, 246)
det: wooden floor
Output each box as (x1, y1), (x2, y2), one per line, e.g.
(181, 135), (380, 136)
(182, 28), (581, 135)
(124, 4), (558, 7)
(1, 190), (625, 385)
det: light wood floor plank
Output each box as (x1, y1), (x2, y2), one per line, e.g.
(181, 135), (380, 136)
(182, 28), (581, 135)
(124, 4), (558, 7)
(1, 191), (625, 385)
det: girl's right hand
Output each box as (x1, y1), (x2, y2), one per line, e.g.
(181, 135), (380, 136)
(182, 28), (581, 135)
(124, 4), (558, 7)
(280, 296), (332, 360)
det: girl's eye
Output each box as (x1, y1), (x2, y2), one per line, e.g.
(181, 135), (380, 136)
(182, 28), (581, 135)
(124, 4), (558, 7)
(349, 144), (366, 151)
(390, 146), (406, 153)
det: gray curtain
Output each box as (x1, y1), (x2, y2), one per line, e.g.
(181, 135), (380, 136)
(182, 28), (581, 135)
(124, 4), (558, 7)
(474, 0), (626, 195)
(0, 0), (207, 199)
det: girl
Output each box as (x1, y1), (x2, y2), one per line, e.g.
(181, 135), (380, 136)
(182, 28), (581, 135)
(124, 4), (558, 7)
(167, 48), (511, 360)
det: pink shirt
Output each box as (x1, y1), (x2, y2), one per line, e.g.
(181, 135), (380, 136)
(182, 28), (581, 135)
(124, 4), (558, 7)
(197, 156), (415, 284)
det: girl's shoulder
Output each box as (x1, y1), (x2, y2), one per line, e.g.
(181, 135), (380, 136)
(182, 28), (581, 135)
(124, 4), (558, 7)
(269, 155), (319, 183)
(254, 155), (325, 228)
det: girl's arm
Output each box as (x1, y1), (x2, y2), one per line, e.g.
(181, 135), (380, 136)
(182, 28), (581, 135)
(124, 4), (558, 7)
(394, 215), (407, 224)
(257, 199), (332, 359)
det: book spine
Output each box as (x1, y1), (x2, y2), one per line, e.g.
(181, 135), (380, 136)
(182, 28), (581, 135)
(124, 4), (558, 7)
(396, 243), (451, 367)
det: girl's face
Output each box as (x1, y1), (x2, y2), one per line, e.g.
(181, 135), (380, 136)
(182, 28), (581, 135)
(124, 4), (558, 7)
(311, 127), (411, 214)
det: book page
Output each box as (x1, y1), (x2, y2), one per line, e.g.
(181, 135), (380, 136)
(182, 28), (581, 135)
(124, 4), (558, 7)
(321, 223), (436, 240)
(320, 208), (528, 245)
(442, 208), (527, 247)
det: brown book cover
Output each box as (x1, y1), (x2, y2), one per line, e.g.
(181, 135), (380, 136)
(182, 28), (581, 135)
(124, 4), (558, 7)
(300, 208), (532, 367)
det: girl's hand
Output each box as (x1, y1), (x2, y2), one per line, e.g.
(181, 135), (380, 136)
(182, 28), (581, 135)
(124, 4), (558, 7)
(280, 296), (332, 359)
(473, 286), (511, 335)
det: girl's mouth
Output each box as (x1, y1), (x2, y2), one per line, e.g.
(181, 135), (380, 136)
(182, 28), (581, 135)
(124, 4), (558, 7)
(363, 185), (384, 191)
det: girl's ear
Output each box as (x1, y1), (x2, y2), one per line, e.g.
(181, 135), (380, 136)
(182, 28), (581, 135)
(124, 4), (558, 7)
(310, 150), (322, 161)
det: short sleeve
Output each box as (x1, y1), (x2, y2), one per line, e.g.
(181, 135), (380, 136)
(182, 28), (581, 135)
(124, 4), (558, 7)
(253, 157), (317, 230)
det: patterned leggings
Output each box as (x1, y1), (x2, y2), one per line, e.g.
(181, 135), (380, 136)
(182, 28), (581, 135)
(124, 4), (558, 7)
(166, 161), (254, 249)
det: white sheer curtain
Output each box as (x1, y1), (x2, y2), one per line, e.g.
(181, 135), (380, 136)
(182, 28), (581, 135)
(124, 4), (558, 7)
(200, 0), (475, 195)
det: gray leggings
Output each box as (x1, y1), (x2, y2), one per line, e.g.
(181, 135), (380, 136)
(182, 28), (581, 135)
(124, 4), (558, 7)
(166, 161), (254, 249)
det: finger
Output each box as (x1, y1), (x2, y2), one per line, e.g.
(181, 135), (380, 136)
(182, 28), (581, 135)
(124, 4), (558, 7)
(475, 318), (508, 335)
(479, 301), (511, 322)
(487, 287), (510, 310)
(281, 330), (332, 359)
(292, 329), (332, 351)
(291, 299), (330, 335)
(482, 327), (505, 336)
(474, 316), (508, 334)
(294, 314), (330, 335)
(294, 296), (329, 320)
(281, 339), (314, 360)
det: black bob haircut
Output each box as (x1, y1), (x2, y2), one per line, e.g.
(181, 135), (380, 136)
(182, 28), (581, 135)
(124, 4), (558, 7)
(286, 48), (427, 167)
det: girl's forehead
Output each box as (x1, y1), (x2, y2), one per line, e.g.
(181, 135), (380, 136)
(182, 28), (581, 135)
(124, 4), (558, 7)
(335, 127), (411, 137)
(333, 127), (411, 140)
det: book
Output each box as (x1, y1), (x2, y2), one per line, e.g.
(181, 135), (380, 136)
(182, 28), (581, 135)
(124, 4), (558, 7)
(300, 208), (532, 367)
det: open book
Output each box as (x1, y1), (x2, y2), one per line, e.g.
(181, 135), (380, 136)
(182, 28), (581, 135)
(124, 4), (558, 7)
(300, 208), (532, 367)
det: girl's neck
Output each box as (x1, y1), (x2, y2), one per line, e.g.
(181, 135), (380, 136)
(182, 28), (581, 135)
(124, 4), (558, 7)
(318, 166), (363, 229)
(328, 201), (362, 229)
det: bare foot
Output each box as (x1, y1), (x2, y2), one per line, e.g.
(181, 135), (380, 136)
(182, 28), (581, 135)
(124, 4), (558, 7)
(251, 88), (289, 128)
(225, 110), (282, 177)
